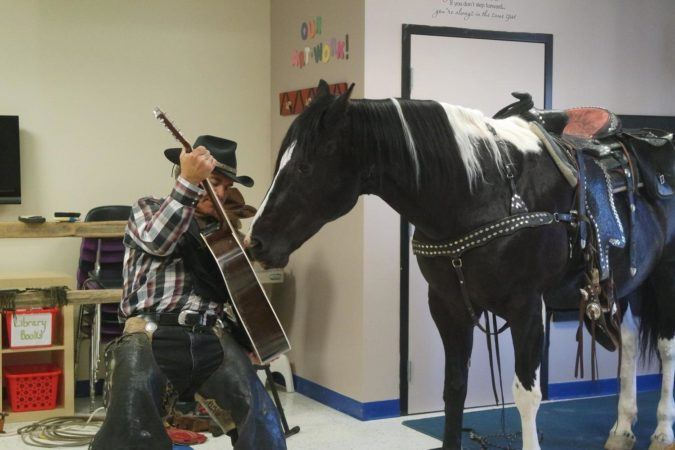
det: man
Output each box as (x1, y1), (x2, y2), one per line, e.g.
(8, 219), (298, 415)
(91, 136), (286, 450)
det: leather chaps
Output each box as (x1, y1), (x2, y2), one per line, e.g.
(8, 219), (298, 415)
(90, 319), (286, 450)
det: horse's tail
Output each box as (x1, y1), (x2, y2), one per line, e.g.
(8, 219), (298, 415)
(639, 278), (660, 363)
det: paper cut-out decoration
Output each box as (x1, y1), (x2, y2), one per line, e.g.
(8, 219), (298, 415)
(279, 82), (348, 116)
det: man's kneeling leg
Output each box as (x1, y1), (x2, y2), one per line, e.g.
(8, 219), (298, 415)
(90, 331), (172, 450)
(196, 328), (286, 450)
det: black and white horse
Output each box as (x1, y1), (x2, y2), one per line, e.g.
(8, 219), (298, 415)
(246, 81), (675, 450)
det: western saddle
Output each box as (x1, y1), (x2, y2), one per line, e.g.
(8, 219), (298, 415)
(494, 92), (675, 377)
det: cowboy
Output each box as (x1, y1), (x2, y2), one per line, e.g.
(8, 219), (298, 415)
(91, 136), (286, 450)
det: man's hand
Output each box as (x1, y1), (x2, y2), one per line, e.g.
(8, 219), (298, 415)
(180, 146), (216, 185)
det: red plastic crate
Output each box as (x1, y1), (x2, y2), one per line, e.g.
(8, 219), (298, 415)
(4, 363), (61, 412)
(4, 307), (58, 349)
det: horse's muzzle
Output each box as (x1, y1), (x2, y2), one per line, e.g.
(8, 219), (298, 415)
(246, 234), (289, 269)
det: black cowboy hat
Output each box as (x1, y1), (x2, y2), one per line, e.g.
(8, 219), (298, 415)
(164, 135), (254, 187)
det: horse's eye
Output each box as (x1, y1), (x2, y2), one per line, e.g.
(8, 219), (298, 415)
(296, 163), (311, 175)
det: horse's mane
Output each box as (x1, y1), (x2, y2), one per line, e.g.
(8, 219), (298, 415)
(277, 96), (541, 192)
(350, 98), (541, 192)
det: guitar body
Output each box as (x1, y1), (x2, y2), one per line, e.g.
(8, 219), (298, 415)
(202, 226), (290, 363)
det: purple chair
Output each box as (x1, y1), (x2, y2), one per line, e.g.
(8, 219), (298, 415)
(74, 205), (130, 411)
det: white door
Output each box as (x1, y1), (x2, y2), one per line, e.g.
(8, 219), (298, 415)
(407, 33), (547, 413)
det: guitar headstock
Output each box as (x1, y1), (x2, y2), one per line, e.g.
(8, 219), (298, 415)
(154, 108), (232, 226)
(153, 107), (192, 151)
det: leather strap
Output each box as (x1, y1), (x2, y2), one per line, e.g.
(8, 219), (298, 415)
(484, 312), (508, 406)
(413, 212), (559, 336)
(505, 163), (528, 214)
(452, 259), (509, 336)
(575, 149), (589, 249)
(619, 140), (638, 276)
(484, 313), (499, 403)
(412, 212), (555, 258)
(485, 124), (529, 214)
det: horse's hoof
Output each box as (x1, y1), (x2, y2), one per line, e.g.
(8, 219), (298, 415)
(605, 431), (636, 450)
(649, 435), (674, 450)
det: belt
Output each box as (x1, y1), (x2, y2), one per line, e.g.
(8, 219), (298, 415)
(134, 310), (220, 328)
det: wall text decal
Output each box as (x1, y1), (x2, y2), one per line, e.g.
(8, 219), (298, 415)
(431, 0), (517, 22)
(291, 16), (350, 69)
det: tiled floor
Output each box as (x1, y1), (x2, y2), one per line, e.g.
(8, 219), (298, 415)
(0, 392), (443, 449)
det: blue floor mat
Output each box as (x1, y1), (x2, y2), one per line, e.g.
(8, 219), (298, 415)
(402, 391), (663, 449)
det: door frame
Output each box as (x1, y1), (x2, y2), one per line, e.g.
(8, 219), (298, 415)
(399, 24), (553, 415)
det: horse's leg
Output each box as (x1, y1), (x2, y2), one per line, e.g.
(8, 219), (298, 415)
(648, 262), (675, 450)
(428, 289), (474, 450)
(650, 335), (675, 450)
(507, 295), (544, 450)
(605, 302), (639, 450)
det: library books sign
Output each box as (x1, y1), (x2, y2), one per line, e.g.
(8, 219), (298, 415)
(8, 309), (54, 348)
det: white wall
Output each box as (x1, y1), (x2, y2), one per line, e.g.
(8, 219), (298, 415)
(363, 0), (675, 402)
(270, 0), (367, 401)
(0, 0), (271, 279)
(365, 0), (674, 112)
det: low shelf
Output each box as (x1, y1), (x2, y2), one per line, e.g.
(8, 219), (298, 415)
(0, 288), (75, 422)
(2, 345), (66, 354)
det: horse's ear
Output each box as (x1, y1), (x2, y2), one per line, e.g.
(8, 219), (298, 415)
(323, 83), (355, 125)
(338, 83), (355, 103)
(316, 79), (331, 98)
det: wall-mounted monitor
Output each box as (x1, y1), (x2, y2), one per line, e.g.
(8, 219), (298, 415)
(0, 116), (20, 204)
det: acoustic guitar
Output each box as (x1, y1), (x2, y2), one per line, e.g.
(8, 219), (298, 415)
(154, 108), (291, 364)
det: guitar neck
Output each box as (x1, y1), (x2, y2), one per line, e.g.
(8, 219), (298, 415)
(203, 179), (236, 231)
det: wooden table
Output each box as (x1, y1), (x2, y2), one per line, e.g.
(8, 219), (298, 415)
(0, 220), (125, 239)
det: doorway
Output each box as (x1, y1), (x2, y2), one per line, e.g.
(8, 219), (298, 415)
(400, 25), (553, 414)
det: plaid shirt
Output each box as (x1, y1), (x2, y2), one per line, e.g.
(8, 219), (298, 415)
(119, 177), (222, 320)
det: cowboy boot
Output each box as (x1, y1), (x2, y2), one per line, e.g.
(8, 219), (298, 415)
(195, 327), (286, 450)
(90, 332), (172, 450)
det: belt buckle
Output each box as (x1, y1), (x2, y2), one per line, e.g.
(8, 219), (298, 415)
(203, 310), (218, 327)
(178, 310), (197, 326)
